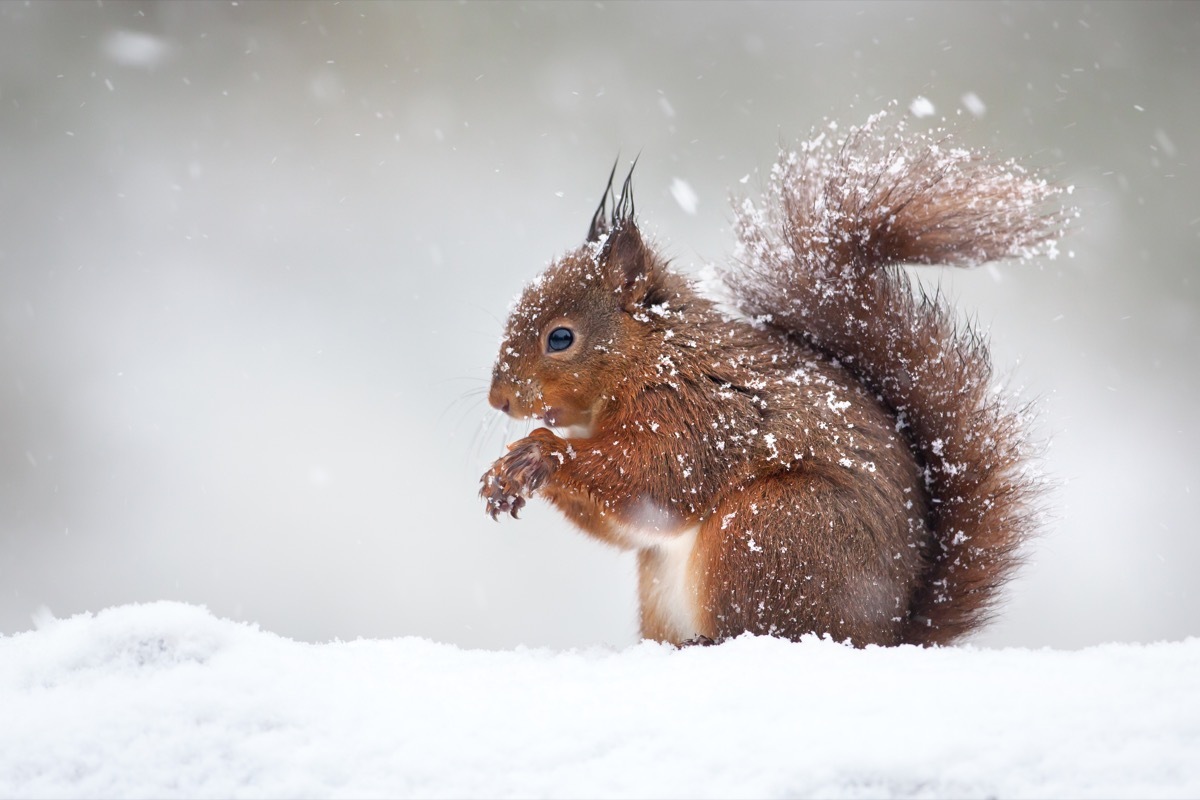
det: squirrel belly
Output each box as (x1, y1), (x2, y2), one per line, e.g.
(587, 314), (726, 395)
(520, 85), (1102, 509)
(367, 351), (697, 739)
(480, 112), (1069, 647)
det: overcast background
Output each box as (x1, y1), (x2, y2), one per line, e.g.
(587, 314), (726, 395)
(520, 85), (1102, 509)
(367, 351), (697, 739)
(1, 1), (1196, 649)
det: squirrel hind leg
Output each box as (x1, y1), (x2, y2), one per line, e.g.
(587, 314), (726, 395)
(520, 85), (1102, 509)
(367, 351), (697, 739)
(690, 473), (925, 647)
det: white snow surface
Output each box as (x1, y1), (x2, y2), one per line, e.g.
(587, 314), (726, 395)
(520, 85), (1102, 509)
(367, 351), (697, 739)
(3, 603), (1198, 799)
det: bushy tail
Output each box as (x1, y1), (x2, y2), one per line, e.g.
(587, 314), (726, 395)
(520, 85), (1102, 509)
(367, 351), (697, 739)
(723, 112), (1072, 645)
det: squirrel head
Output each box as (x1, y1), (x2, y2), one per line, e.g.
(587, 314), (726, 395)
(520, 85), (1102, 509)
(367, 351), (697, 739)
(488, 164), (686, 435)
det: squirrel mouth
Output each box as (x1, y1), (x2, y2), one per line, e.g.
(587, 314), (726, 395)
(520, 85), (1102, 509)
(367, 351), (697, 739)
(540, 406), (596, 439)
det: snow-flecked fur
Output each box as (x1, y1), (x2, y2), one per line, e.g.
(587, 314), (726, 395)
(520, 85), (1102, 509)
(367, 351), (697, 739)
(481, 110), (1069, 647)
(725, 112), (1069, 644)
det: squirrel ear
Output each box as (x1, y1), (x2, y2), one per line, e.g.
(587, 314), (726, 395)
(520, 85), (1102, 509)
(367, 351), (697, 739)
(602, 223), (655, 301)
(591, 158), (656, 301)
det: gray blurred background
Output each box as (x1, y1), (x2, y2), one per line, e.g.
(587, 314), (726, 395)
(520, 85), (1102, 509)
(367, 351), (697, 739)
(1, 0), (1196, 649)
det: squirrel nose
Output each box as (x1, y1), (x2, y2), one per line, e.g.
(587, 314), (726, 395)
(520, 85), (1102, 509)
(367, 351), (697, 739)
(488, 384), (512, 415)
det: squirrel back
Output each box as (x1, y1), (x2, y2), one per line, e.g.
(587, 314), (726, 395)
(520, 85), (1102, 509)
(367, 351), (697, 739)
(482, 112), (1068, 646)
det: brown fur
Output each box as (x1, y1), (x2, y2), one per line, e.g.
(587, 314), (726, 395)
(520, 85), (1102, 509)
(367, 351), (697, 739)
(481, 114), (1067, 646)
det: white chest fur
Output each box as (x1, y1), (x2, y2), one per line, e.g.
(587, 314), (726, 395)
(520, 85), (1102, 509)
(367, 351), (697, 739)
(638, 526), (701, 642)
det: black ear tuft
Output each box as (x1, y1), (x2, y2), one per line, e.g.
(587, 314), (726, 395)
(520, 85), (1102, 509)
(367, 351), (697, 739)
(586, 159), (619, 242)
(612, 155), (638, 230)
(586, 156), (639, 243)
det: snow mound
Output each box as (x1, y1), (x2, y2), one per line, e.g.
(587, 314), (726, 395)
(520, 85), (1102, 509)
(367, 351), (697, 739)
(3, 603), (1197, 798)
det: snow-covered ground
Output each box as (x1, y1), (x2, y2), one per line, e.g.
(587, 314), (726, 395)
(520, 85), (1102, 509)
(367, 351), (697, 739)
(2, 603), (1197, 799)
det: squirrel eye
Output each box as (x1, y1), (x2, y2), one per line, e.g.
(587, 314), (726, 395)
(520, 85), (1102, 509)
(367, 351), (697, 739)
(547, 326), (575, 353)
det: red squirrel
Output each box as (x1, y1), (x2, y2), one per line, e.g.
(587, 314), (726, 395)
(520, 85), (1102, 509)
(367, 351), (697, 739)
(481, 112), (1068, 646)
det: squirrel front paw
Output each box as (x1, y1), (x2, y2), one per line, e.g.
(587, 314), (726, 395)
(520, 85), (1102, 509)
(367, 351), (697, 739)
(480, 429), (562, 520)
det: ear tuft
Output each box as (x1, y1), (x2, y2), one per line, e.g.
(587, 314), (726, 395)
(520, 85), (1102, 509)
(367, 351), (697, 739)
(586, 159), (619, 243)
(613, 156), (638, 229)
(586, 156), (639, 243)
(587, 158), (661, 308)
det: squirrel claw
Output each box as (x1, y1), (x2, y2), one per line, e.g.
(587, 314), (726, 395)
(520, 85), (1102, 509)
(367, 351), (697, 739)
(481, 485), (531, 521)
(482, 485), (525, 521)
(480, 436), (556, 521)
(678, 635), (720, 648)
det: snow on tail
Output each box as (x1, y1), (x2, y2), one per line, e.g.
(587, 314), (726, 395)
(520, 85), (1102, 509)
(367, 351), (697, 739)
(723, 111), (1072, 644)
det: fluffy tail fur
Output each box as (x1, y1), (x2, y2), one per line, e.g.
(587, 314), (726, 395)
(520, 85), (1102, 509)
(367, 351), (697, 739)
(723, 112), (1072, 644)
